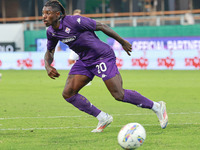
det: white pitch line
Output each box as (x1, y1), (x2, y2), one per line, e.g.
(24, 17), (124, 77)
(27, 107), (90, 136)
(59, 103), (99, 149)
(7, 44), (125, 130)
(0, 123), (199, 131)
(0, 115), (83, 120)
(0, 112), (200, 120)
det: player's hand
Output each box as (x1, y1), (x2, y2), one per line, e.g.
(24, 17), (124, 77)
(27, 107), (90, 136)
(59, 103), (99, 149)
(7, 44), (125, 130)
(122, 40), (132, 56)
(46, 66), (60, 79)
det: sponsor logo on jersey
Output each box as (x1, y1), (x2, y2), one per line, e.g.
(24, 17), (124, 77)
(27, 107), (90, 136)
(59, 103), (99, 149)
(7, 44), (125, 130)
(61, 36), (76, 43)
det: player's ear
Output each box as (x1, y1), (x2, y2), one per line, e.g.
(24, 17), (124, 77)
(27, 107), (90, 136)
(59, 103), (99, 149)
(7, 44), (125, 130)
(56, 11), (61, 19)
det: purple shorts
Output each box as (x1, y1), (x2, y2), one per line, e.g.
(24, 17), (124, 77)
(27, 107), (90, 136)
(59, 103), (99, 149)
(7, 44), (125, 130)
(69, 57), (119, 81)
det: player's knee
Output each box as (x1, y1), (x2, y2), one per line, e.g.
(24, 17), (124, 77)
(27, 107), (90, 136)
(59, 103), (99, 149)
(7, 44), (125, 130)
(62, 88), (77, 99)
(62, 91), (69, 99)
(113, 93), (124, 101)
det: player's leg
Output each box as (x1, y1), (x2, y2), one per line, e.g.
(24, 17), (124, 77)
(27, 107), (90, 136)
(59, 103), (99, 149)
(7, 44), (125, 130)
(104, 74), (168, 129)
(62, 74), (90, 98)
(97, 56), (168, 129)
(63, 74), (113, 132)
(63, 61), (112, 132)
(95, 57), (154, 108)
(104, 74), (154, 108)
(63, 74), (100, 116)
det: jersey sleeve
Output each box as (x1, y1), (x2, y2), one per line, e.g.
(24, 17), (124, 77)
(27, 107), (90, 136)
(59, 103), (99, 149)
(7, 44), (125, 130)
(73, 16), (96, 31)
(46, 29), (58, 51)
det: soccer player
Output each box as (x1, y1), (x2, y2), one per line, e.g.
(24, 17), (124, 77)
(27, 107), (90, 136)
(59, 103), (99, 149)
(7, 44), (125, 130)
(43, 0), (168, 132)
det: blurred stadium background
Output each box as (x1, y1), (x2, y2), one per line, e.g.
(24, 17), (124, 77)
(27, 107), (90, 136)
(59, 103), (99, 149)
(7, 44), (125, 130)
(0, 0), (200, 70)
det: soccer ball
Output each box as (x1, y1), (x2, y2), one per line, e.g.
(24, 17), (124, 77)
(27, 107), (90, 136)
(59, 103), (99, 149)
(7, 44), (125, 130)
(118, 123), (146, 149)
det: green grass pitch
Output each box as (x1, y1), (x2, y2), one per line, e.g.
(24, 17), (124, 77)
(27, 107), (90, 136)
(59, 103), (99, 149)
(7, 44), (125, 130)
(0, 70), (200, 150)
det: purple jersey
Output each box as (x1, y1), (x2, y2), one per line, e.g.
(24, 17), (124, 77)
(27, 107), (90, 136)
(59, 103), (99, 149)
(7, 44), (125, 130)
(47, 15), (115, 66)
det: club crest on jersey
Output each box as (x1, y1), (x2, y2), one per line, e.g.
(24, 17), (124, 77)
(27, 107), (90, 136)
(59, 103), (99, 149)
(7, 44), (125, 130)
(65, 27), (71, 34)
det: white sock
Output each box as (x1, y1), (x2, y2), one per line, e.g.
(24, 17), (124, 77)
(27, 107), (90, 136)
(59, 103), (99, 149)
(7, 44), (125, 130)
(96, 111), (107, 121)
(152, 102), (160, 112)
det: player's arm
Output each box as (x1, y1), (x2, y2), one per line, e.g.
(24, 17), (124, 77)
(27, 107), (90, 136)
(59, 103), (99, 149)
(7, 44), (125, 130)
(44, 49), (60, 79)
(95, 21), (132, 56)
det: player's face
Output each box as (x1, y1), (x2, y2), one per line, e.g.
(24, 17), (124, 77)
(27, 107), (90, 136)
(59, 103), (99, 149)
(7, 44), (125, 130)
(42, 6), (59, 27)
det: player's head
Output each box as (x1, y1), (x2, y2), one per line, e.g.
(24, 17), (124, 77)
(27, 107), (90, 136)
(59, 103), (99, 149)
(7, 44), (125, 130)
(73, 9), (81, 16)
(42, 0), (66, 27)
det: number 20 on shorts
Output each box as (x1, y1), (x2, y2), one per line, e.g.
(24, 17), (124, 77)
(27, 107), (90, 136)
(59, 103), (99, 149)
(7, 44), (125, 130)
(96, 62), (107, 74)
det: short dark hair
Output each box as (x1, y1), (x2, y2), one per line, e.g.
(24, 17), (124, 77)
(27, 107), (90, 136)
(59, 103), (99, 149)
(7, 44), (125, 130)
(44, 0), (66, 18)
